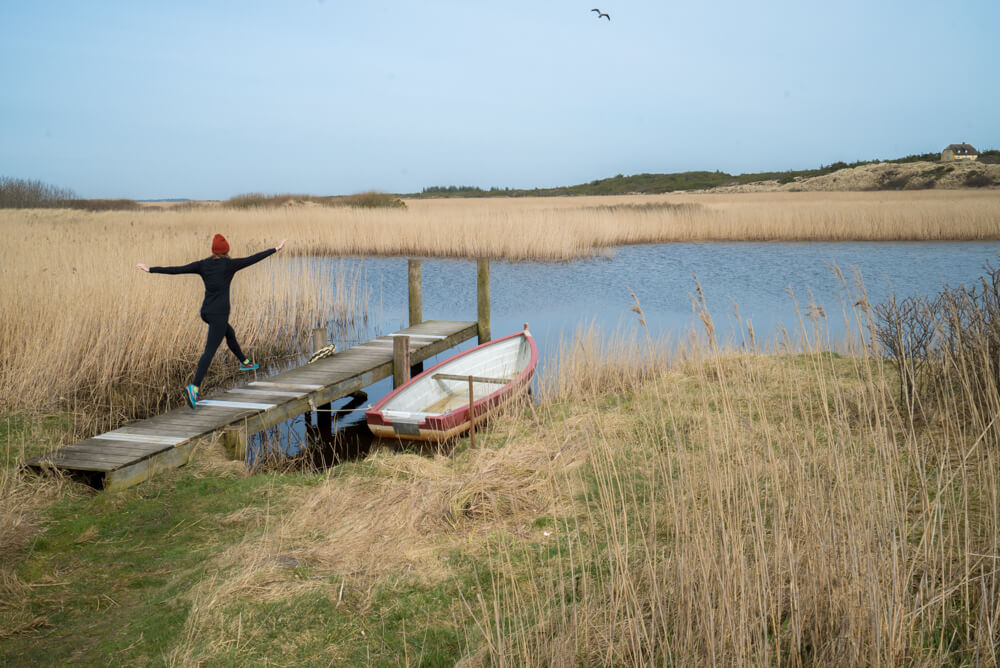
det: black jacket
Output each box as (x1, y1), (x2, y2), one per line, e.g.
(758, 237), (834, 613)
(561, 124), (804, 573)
(150, 249), (276, 315)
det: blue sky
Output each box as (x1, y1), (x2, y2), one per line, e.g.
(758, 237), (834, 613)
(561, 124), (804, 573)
(2, 1), (997, 199)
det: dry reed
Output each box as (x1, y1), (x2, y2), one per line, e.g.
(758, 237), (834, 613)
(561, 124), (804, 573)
(0, 209), (369, 436)
(463, 306), (999, 665)
(140, 300), (1000, 663)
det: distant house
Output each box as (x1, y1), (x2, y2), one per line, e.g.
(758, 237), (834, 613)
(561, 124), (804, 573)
(941, 143), (979, 161)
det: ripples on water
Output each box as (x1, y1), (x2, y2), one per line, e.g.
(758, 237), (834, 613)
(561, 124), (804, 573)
(254, 241), (1000, 461)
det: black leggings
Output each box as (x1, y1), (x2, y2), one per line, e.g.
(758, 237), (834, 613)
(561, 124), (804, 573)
(194, 312), (246, 387)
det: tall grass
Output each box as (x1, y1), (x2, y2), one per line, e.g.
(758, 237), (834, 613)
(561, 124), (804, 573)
(0, 209), (369, 436)
(140, 292), (1000, 663)
(461, 294), (999, 664)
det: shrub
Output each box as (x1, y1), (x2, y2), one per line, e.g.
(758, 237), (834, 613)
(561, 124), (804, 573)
(978, 149), (1000, 164)
(873, 262), (1000, 426)
(964, 172), (995, 188)
(64, 199), (141, 211)
(223, 191), (406, 210)
(224, 193), (297, 208)
(0, 176), (76, 208)
(875, 171), (911, 190)
(335, 191), (406, 209)
(872, 295), (936, 412)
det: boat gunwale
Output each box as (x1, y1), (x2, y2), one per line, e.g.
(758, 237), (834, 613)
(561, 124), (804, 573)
(365, 328), (538, 435)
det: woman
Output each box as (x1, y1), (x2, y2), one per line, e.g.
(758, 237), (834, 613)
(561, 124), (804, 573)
(136, 234), (287, 408)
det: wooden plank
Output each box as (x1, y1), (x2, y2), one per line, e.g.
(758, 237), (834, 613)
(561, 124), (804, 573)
(52, 447), (139, 463)
(93, 432), (186, 446)
(30, 456), (114, 473)
(198, 399), (276, 410)
(35, 319), (481, 480)
(118, 426), (201, 437)
(249, 381), (323, 391)
(69, 441), (166, 456)
(140, 413), (232, 426)
(32, 451), (130, 469)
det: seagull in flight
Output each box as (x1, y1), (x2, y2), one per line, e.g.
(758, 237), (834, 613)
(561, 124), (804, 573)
(591, 8), (611, 20)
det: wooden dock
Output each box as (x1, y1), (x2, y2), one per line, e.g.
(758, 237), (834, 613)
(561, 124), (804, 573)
(26, 320), (479, 491)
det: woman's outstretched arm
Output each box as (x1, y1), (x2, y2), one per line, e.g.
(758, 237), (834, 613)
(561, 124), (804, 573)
(135, 261), (202, 275)
(231, 239), (288, 271)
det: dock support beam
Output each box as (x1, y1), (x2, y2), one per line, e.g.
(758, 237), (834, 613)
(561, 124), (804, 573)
(222, 423), (248, 461)
(312, 327), (332, 433)
(408, 259), (422, 327)
(408, 259), (424, 376)
(477, 258), (491, 344)
(393, 335), (411, 388)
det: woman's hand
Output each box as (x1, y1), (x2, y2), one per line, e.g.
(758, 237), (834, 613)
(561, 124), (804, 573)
(135, 263), (150, 272)
(275, 239), (287, 252)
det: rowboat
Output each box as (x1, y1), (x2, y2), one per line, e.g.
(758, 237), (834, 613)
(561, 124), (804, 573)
(365, 326), (538, 441)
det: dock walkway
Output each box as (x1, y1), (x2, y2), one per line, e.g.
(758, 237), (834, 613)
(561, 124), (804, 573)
(27, 320), (478, 491)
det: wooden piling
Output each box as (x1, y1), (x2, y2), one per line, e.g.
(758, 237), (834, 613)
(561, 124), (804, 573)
(312, 327), (332, 432)
(408, 259), (422, 327)
(477, 258), (491, 344)
(222, 423), (248, 460)
(408, 259), (424, 376)
(311, 327), (327, 355)
(393, 335), (411, 388)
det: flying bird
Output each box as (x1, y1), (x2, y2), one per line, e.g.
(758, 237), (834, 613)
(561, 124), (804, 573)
(591, 8), (610, 20)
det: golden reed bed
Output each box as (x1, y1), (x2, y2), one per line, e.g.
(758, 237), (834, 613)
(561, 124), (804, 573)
(157, 189), (999, 261)
(1, 190), (998, 428)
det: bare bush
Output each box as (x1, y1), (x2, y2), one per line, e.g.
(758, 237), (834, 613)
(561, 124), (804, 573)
(872, 294), (936, 415)
(874, 261), (1000, 430)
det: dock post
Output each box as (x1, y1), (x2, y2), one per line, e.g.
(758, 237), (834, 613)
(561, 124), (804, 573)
(477, 258), (491, 344)
(222, 423), (248, 460)
(408, 259), (424, 376)
(311, 327), (328, 355)
(312, 326), (333, 433)
(408, 259), (423, 326)
(393, 335), (411, 388)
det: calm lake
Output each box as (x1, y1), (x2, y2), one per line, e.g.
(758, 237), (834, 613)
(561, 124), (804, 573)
(345, 240), (1000, 357)
(257, 241), (1000, 460)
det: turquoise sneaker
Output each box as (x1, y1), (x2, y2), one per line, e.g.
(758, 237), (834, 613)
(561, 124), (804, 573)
(239, 359), (259, 372)
(185, 384), (199, 409)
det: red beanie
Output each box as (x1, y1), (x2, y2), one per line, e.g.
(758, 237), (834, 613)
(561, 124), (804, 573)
(211, 234), (229, 255)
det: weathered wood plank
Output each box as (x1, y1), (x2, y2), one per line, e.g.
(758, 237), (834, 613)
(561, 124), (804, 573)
(32, 457), (114, 472)
(32, 451), (131, 469)
(69, 441), (167, 456)
(36, 320), (479, 482)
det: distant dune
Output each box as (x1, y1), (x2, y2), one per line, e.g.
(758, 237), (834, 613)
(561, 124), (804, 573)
(704, 160), (1000, 193)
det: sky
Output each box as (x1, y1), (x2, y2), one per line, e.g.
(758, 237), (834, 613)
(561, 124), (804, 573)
(1, 1), (998, 200)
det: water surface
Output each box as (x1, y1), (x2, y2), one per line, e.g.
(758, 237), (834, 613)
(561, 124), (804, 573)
(259, 241), (1000, 459)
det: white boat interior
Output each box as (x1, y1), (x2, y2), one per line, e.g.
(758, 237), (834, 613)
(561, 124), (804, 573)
(380, 334), (533, 422)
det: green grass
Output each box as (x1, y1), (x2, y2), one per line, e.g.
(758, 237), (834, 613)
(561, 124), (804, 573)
(0, 410), (544, 664)
(3, 467), (318, 665)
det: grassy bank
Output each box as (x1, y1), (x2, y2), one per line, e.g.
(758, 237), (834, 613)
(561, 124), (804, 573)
(2, 312), (997, 664)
